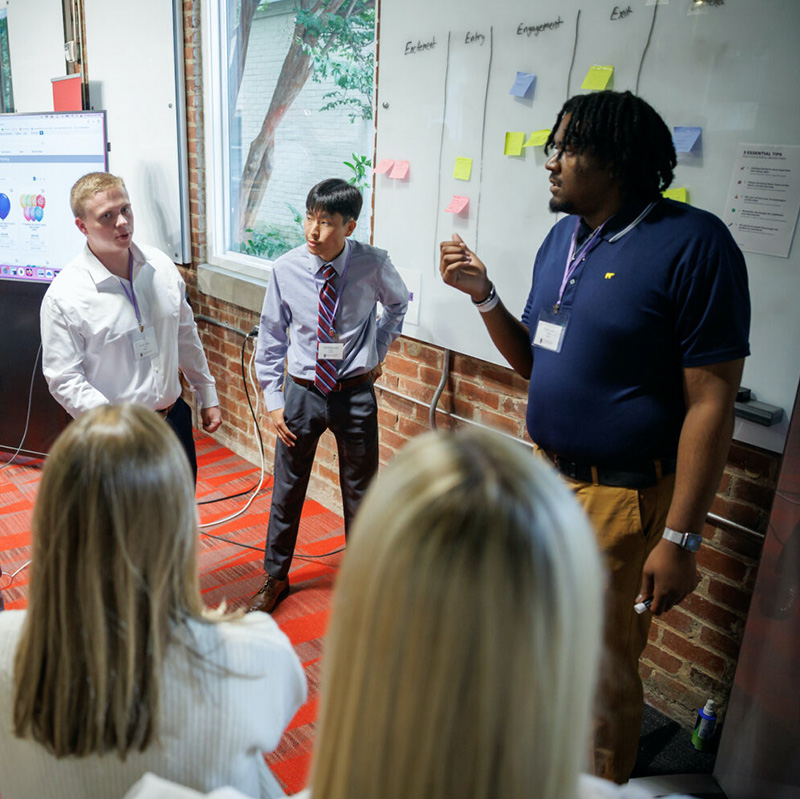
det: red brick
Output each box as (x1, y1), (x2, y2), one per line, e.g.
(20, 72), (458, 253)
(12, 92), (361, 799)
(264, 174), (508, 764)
(655, 606), (695, 635)
(706, 578), (753, 616)
(403, 339), (443, 368)
(477, 409), (525, 437)
(454, 378), (501, 410)
(661, 629), (727, 678)
(730, 476), (777, 512)
(450, 352), (480, 378)
(641, 643), (682, 674)
(680, 593), (740, 633)
(398, 416), (431, 440)
(709, 495), (763, 533)
(698, 624), (743, 661)
(717, 529), (764, 561)
(695, 546), (748, 582)
(385, 353), (419, 378)
(726, 443), (779, 481)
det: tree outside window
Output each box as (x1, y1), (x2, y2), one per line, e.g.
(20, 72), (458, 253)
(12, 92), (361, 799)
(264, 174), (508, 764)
(218, 0), (375, 263)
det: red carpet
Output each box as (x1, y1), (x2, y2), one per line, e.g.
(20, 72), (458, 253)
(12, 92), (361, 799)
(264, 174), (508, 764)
(0, 433), (343, 795)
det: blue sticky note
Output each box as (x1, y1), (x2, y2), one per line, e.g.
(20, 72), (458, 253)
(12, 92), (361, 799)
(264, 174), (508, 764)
(673, 126), (702, 153)
(509, 71), (536, 98)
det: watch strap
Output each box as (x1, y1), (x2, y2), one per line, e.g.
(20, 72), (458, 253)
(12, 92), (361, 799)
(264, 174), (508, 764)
(662, 527), (702, 552)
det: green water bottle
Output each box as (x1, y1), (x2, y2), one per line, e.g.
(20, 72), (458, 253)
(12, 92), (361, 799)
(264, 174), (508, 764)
(691, 699), (717, 751)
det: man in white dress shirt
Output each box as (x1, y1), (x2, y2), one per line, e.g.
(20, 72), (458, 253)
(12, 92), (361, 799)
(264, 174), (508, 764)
(40, 172), (221, 481)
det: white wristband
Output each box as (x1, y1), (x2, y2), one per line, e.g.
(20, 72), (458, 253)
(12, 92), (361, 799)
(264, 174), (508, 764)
(473, 284), (499, 313)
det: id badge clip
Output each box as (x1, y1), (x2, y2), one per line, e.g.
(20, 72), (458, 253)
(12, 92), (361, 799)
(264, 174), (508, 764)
(318, 341), (344, 360)
(532, 306), (570, 353)
(132, 326), (159, 360)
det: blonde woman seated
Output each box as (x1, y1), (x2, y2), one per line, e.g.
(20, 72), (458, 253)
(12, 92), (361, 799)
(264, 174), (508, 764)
(0, 404), (306, 799)
(301, 429), (691, 799)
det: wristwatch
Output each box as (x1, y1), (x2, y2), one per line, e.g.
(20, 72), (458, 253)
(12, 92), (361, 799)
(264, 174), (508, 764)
(662, 527), (703, 552)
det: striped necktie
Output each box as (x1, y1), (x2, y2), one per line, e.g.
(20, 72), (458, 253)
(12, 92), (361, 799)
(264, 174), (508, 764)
(314, 263), (338, 395)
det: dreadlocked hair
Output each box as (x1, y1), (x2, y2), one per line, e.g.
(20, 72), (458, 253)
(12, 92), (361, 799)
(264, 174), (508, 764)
(545, 91), (676, 200)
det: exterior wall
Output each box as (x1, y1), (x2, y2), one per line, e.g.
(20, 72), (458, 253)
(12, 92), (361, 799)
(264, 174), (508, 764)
(182, 0), (778, 731)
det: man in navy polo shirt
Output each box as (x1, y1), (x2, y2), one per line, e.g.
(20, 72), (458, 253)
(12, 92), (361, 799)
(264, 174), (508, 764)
(440, 91), (750, 783)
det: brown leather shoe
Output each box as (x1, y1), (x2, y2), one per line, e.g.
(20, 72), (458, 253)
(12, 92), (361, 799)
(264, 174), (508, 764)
(248, 574), (290, 614)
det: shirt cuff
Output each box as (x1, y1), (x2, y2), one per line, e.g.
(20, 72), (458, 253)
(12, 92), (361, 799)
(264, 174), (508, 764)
(265, 390), (285, 413)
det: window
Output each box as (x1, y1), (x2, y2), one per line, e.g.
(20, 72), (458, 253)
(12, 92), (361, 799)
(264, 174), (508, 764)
(203, 0), (375, 272)
(0, 6), (14, 113)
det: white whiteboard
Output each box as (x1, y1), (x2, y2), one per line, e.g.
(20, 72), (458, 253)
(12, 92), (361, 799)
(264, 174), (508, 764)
(84, 0), (190, 263)
(374, 0), (800, 442)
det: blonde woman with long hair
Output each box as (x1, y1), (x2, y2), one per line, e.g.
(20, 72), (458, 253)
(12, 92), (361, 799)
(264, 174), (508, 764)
(301, 429), (691, 799)
(0, 403), (305, 799)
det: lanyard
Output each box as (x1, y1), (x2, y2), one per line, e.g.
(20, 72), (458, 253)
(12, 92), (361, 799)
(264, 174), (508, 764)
(553, 201), (657, 314)
(554, 220), (607, 313)
(325, 240), (352, 333)
(118, 251), (143, 332)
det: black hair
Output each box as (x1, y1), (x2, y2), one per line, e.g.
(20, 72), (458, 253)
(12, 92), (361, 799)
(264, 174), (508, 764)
(306, 178), (363, 222)
(544, 91), (676, 200)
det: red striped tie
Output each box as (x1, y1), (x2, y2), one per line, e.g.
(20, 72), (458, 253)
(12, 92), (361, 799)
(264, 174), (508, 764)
(314, 263), (338, 395)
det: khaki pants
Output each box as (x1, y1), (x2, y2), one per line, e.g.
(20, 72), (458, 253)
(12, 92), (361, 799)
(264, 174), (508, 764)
(535, 447), (675, 783)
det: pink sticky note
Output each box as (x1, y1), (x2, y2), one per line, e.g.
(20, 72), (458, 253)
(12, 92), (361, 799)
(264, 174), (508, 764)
(445, 196), (469, 214)
(389, 160), (410, 179)
(375, 158), (394, 174)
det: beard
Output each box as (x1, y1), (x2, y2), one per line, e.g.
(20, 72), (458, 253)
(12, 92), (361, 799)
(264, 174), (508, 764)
(549, 196), (574, 215)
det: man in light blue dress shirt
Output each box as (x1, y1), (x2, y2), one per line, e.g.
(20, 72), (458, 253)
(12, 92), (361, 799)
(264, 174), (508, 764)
(251, 179), (408, 613)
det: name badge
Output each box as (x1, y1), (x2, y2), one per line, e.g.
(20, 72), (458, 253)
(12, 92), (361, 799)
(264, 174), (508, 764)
(132, 326), (159, 360)
(318, 342), (344, 360)
(532, 308), (570, 353)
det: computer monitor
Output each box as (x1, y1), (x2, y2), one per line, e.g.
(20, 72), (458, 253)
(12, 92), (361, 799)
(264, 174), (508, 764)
(0, 110), (108, 285)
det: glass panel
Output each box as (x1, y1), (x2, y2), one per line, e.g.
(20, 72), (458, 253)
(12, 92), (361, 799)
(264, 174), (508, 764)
(223, 0), (375, 262)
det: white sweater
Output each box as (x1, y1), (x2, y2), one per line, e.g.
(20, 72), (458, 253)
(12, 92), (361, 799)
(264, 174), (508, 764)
(0, 610), (306, 799)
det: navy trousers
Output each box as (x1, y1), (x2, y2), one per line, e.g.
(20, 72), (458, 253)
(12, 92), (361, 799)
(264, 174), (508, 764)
(264, 376), (378, 579)
(166, 396), (198, 485)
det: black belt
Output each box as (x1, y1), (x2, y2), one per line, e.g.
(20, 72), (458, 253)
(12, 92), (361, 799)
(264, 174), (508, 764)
(156, 400), (177, 418)
(542, 450), (676, 489)
(291, 372), (372, 393)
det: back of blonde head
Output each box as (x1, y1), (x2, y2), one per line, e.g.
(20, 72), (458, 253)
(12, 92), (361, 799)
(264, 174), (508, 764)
(311, 429), (604, 799)
(13, 403), (202, 758)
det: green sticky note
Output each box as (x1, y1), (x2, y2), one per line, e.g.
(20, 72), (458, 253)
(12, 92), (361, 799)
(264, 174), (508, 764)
(581, 65), (614, 91)
(504, 132), (525, 156)
(454, 156), (473, 180)
(523, 129), (551, 148)
(662, 187), (689, 204)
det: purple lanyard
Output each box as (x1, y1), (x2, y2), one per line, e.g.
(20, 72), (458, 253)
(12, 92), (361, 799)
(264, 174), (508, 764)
(555, 218), (607, 312)
(325, 240), (352, 331)
(118, 251), (143, 331)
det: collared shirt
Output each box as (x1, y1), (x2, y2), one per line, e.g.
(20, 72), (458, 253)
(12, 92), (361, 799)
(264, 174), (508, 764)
(255, 239), (409, 411)
(40, 241), (219, 418)
(521, 198), (750, 465)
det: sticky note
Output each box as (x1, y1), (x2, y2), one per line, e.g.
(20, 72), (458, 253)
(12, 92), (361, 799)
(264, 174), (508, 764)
(453, 157), (473, 180)
(673, 127), (702, 153)
(504, 132), (525, 156)
(389, 160), (410, 180)
(662, 187), (689, 204)
(509, 71), (536, 98)
(523, 129), (551, 148)
(445, 196), (470, 214)
(581, 65), (614, 91)
(375, 158), (394, 174)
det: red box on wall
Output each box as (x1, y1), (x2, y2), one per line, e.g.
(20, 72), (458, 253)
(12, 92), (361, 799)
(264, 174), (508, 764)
(51, 74), (83, 112)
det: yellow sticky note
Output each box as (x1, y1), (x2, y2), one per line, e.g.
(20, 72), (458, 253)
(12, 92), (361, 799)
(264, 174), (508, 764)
(523, 129), (551, 148)
(662, 187), (689, 204)
(454, 157), (473, 180)
(504, 132), (525, 156)
(581, 65), (614, 91)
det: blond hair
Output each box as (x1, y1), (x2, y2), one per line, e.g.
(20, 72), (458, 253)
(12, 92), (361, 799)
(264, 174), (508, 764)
(310, 429), (604, 799)
(13, 403), (205, 758)
(70, 172), (126, 217)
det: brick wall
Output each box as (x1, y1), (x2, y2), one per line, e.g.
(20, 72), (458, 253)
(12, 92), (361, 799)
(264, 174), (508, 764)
(180, 0), (778, 731)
